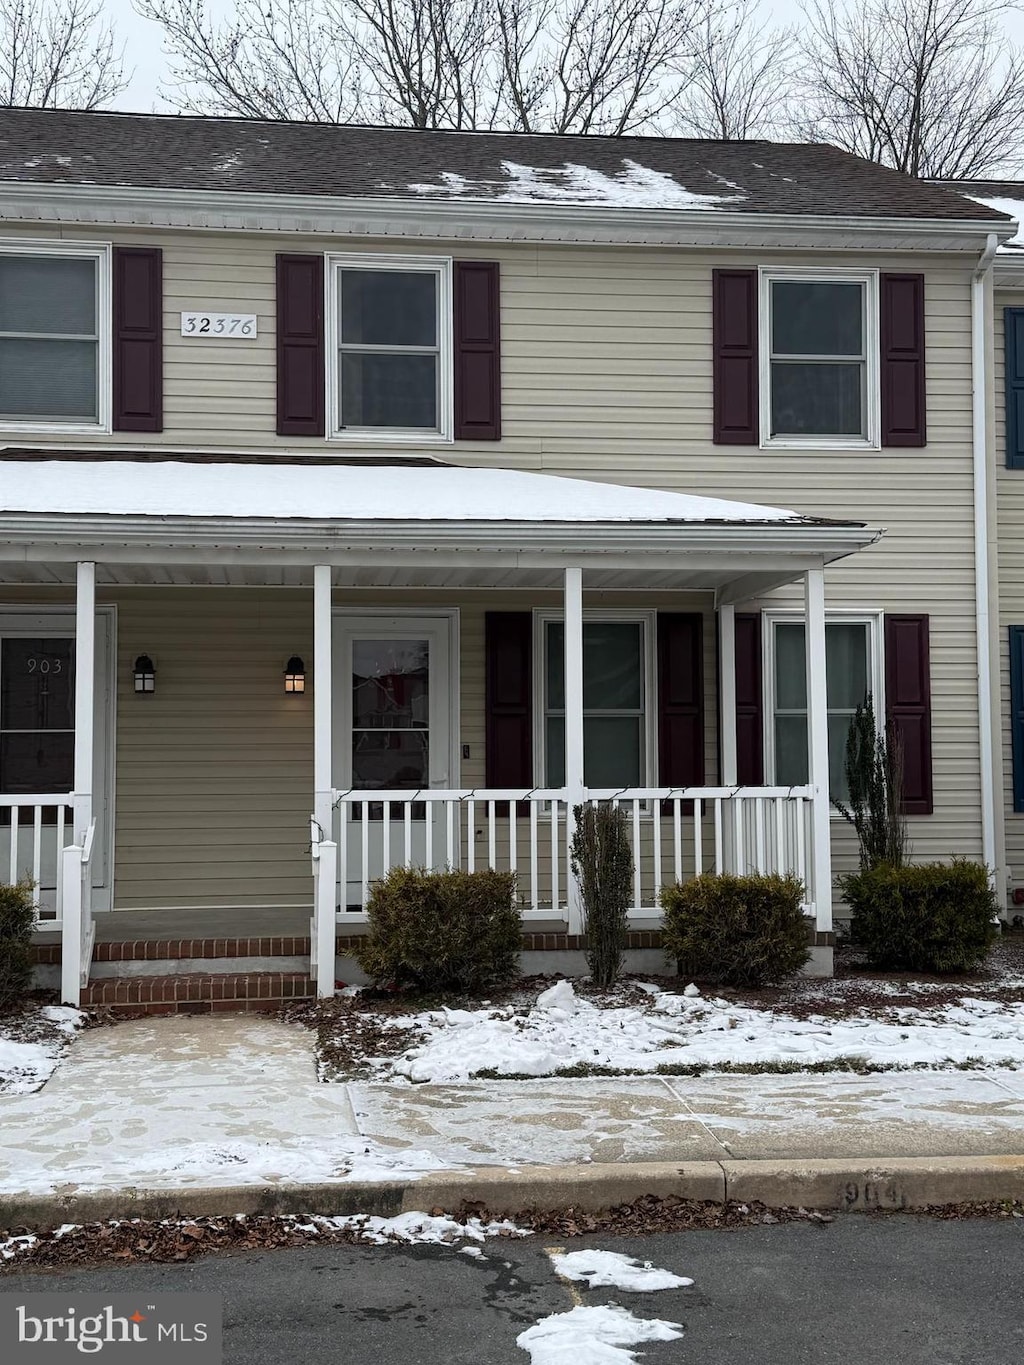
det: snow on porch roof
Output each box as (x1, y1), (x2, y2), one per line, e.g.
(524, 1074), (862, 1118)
(0, 457), (856, 528)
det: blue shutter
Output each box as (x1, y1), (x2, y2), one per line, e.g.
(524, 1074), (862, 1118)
(1005, 308), (1024, 468)
(1011, 627), (1024, 812)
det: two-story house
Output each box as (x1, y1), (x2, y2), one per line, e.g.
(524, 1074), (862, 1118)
(0, 107), (1012, 1008)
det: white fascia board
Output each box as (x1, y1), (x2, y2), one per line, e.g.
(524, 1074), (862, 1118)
(0, 513), (881, 567)
(0, 180), (1015, 252)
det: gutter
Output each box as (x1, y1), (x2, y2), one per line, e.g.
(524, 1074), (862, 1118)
(973, 232), (999, 885)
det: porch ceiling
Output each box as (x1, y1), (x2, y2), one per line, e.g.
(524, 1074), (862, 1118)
(0, 455), (882, 599)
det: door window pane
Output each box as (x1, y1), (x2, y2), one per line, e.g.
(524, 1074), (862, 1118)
(0, 638), (75, 795)
(545, 620), (645, 786)
(351, 730), (428, 790)
(351, 638), (430, 792)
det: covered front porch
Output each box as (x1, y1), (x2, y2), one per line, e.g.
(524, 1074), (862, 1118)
(1, 456), (878, 1004)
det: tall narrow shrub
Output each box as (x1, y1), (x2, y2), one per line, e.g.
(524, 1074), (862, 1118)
(570, 803), (633, 988)
(835, 696), (907, 870)
(0, 881), (36, 1011)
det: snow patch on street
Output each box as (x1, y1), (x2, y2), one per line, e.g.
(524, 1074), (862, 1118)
(517, 1304), (684, 1364)
(549, 1248), (692, 1291)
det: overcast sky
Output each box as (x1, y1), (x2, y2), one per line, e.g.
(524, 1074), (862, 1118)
(102, 0), (1024, 116)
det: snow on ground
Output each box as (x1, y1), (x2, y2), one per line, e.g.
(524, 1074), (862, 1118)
(363, 983), (1024, 1083)
(549, 1249), (692, 1291)
(0, 1006), (85, 1094)
(517, 1304), (684, 1364)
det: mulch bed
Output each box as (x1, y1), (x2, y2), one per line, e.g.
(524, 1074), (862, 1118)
(3, 1196), (1022, 1270)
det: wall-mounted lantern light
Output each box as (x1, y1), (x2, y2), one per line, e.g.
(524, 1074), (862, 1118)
(133, 654), (156, 694)
(284, 656), (306, 694)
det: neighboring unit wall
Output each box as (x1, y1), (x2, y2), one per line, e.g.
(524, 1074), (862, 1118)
(0, 225), (987, 902)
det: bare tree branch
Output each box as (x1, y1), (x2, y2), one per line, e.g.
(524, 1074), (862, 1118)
(137, 0), (703, 132)
(670, 0), (795, 139)
(796, 0), (1024, 177)
(0, 0), (128, 109)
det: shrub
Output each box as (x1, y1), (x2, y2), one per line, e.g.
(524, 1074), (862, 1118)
(660, 872), (810, 987)
(0, 881), (36, 1012)
(355, 866), (521, 994)
(835, 696), (907, 870)
(842, 859), (997, 973)
(571, 803), (633, 988)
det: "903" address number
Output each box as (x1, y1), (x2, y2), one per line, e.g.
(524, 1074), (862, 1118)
(180, 312), (258, 338)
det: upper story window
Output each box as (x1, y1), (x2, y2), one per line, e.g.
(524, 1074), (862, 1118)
(0, 245), (109, 430)
(328, 255), (452, 441)
(761, 270), (879, 449)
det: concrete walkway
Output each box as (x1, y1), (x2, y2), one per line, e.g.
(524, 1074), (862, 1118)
(2, 1015), (1023, 1217)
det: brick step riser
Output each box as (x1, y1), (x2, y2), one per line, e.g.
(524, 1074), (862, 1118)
(89, 954), (310, 979)
(81, 973), (316, 1013)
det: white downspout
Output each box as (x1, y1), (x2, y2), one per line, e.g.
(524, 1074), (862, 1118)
(973, 232), (998, 883)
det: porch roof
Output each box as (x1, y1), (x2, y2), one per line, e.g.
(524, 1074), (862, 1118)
(0, 455), (881, 599)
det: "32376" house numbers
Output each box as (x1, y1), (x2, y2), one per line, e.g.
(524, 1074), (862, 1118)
(180, 312), (258, 338)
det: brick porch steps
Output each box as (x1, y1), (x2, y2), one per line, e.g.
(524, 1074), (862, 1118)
(90, 936), (312, 962)
(80, 972), (316, 1014)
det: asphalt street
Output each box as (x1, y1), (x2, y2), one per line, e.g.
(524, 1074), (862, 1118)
(2, 1216), (1022, 1363)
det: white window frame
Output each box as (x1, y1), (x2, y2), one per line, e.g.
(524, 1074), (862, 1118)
(533, 608), (658, 791)
(762, 608), (884, 807)
(759, 267), (880, 452)
(0, 239), (112, 434)
(326, 252), (453, 444)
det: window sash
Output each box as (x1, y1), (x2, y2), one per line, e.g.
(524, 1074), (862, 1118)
(330, 257), (449, 437)
(760, 270), (878, 447)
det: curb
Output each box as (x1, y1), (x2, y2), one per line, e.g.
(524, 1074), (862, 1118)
(2, 1156), (1023, 1229)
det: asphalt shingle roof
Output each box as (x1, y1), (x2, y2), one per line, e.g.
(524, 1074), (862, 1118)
(0, 107), (1010, 221)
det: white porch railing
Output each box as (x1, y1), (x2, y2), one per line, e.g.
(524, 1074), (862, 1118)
(59, 818), (96, 1005)
(0, 796), (75, 927)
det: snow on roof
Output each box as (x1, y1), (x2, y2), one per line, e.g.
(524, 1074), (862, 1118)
(0, 459), (816, 526)
(963, 194), (1023, 248)
(404, 159), (745, 209)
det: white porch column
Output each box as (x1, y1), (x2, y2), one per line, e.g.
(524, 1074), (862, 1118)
(73, 561), (96, 844)
(313, 565), (337, 997)
(719, 603), (738, 785)
(564, 567), (585, 933)
(804, 565), (832, 934)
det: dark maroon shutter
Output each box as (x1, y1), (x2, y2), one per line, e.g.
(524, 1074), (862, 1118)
(880, 273), (926, 447)
(885, 614), (932, 814)
(735, 612), (764, 784)
(658, 614), (705, 786)
(485, 613), (532, 790)
(276, 253), (324, 437)
(713, 268), (758, 445)
(454, 261), (501, 440)
(112, 246), (162, 432)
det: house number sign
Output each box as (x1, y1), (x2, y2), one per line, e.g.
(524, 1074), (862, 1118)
(180, 311), (258, 337)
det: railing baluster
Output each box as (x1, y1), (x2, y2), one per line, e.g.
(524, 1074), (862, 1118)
(796, 797), (808, 901)
(550, 799), (559, 913)
(755, 797), (766, 873)
(714, 798), (723, 873)
(8, 806), (18, 884)
(446, 799), (455, 869)
(508, 801), (517, 882)
(488, 799), (496, 869)
(424, 797), (433, 869)
(774, 797), (785, 876)
(32, 805), (42, 891)
(360, 801), (370, 910)
(732, 796), (744, 875)
(530, 800), (539, 912)
(694, 798), (703, 877)
(55, 805), (67, 921)
(404, 802), (413, 867)
(673, 797), (683, 883)
(632, 798), (642, 912)
(467, 799), (476, 872)
(652, 800), (662, 906)
(382, 800), (391, 872)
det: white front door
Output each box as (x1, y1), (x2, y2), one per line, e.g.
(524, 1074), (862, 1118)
(334, 615), (455, 908)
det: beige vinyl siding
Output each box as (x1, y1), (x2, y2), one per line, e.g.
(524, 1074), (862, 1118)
(0, 226), (986, 905)
(994, 290), (1024, 895)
